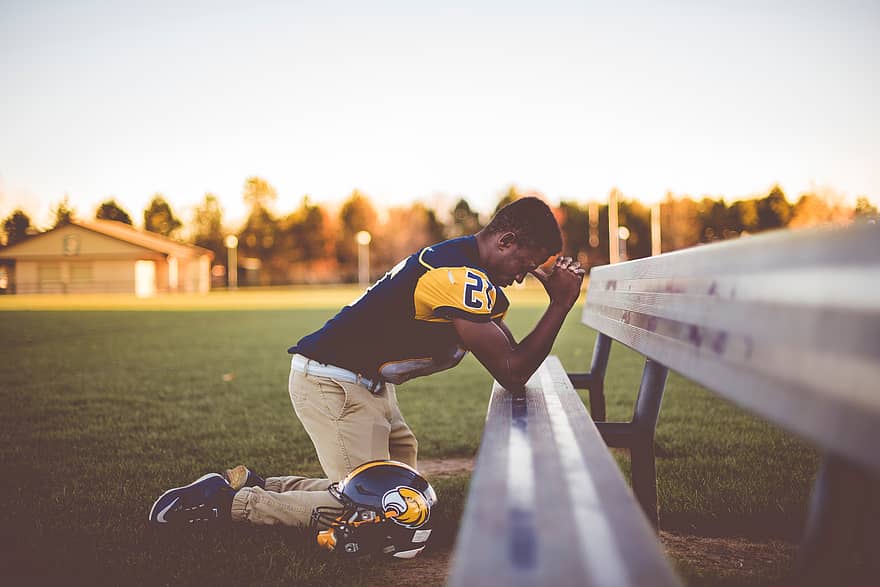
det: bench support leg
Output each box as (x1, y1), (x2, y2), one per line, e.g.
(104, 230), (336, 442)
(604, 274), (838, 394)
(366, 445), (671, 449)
(567, 333), (612, 422)
(794, 454), (880, 586)
(630, 359), (669, 530)
(589, 334), (612, 422)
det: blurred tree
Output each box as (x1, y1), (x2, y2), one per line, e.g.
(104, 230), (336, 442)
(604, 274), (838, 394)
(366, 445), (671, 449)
(144, 195), (182, 237)
(660, 195), (701, 251)
(592, 202), (611, 267)
(618, 199), (651, 259)
(336, 190), (378, 280)
(376, 203), (447, 270)
(238, 178), (281, 284)
(448, 198), (482, 238)
(730, 199), (759, 234)
(789, 191), (852, 228)
(755, 185), (792, 231)
(2, 209), (33, 247)
(854, 196), (878, 221)
(581, 200), (611, 267)
(243, 176), (278, 210)
(238, 208), (279, 283)
(239, 218), (278, 281)
(426, 206), (446, 244)
(51, 195), (75, 228)
(297, 198), (336, 260)
(281, 196), (334, 261)
(191, 193), (225, 261)
(95, 199), (133, 224)
(276, 196), (338, 283)
(696, 197), (734, 242)
(558, 201), (588, 260)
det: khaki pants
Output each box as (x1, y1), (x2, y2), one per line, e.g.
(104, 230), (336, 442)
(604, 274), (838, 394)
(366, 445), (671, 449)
(231, 361), (418, 526)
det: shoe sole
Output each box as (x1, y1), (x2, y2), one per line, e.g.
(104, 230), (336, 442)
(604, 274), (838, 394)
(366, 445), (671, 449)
(148, 473), (225, 523)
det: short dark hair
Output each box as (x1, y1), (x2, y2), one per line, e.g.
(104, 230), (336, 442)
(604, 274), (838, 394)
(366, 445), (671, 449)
(484, 197), (562, 254)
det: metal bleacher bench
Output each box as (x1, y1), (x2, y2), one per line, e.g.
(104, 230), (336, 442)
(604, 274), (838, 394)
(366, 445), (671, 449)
(449, 223), (880, 586)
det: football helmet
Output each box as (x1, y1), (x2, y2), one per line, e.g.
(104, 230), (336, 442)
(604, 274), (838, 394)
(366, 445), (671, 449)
(311, 460), (437, 559)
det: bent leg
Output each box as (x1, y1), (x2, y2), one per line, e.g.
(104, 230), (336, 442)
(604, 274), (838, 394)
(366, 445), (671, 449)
(246, 364), (401, 527)
(290, 369), (392, 481)
(386, 384), (418, 469)
(266, 476), (332, 493)
(231, 485), (337, 527)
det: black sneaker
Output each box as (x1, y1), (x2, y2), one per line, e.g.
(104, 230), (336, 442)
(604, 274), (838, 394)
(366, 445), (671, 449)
(149, 473), (235, 525)
(223, 465), (266, 490)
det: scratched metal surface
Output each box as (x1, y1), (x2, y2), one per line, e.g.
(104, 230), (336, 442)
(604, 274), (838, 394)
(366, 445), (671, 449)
(583, 223), (880, 472)
(448, 359), (681, 587)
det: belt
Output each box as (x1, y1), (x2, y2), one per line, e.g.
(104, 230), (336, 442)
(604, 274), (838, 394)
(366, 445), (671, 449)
(291, 354), (385, 394)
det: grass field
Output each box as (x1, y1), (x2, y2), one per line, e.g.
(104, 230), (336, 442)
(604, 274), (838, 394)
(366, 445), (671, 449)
(0, 286), (818, 586)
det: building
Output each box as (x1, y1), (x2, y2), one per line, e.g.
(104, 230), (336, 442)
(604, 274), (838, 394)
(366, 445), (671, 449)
(0, 219), (213, 296)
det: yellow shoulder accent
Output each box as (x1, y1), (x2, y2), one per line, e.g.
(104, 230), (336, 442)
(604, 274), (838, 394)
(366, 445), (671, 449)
(414, 267), (495, 321)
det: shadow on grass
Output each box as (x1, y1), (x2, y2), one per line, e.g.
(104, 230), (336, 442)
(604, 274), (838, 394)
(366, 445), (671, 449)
(661, 512), (805, 541)
(0, 475), (469, 587)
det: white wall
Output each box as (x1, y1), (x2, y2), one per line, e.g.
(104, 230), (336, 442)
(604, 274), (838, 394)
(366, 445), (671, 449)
(13, 259), (138, 294)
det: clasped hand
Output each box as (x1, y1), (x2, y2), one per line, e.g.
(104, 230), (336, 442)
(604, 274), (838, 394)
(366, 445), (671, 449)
(530, 256), (586, 308)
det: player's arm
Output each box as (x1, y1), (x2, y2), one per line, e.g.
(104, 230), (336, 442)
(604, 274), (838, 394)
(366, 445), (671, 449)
(492, 318), (516, 346)
(452, 262), (584, 395)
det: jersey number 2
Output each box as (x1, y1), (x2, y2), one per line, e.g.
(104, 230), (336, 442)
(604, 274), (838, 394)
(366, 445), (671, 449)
(464, 271), (493, 311)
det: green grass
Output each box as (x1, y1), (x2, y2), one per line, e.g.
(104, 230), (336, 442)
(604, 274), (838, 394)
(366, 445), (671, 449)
(0, 280), (557, 311)
(0, 287), (818, 586)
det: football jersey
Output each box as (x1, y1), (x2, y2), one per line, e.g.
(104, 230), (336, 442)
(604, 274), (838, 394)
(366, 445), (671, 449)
(289, 236), (510, 385)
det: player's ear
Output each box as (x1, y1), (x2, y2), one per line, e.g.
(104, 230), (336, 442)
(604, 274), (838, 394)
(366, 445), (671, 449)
(498, 232), (517, 249)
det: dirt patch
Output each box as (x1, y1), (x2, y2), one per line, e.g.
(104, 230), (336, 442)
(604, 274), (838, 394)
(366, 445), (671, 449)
(390, 458), (796, 585)
(374, 533), (795, 586)
(660, 531), (795, 583)
(374, 548), (452, 587)
(418, 457), (474, 477)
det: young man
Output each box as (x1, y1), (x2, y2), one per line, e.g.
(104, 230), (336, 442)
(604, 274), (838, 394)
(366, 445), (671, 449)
(150, 197), (585, 528)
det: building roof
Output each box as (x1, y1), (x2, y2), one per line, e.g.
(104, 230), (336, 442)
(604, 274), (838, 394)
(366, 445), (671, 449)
(0, 219), (214, 259)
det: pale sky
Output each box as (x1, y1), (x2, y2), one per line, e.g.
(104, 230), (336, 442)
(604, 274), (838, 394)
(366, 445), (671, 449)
(1, 0), (878, 228)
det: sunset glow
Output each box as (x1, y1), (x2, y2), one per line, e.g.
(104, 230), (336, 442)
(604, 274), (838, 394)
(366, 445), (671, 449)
(1, 0), (877, 226)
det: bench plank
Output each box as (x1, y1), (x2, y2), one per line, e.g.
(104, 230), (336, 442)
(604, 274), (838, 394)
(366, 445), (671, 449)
(583, 224), (880, 472)
(448, 357), (680, 587)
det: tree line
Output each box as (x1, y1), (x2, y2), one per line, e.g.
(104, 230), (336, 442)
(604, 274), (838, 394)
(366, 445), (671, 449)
(1, 178), (877, 285)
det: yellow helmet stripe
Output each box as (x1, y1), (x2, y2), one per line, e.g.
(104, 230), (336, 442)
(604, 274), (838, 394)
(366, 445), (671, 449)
(343, 460), (419, 481)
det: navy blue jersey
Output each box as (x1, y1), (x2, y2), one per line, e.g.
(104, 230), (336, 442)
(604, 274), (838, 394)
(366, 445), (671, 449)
(289, 236), (509, 384)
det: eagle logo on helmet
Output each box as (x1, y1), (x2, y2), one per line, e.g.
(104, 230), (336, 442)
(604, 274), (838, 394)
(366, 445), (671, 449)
(382, 486), (430, 528)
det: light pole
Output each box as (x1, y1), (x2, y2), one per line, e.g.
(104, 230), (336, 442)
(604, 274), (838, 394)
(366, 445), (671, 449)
(638, 192), (664, 256)
(588, 201), (600, 249)
(225, 235), (238, 290)
(356, 230), (371, 288)
(608, 189), (620, 264)
(650, 201), (662, 256)
(617, 226), (630, 261)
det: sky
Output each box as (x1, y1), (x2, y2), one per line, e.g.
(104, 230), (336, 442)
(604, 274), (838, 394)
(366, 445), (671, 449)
(1, 0), (878, 228)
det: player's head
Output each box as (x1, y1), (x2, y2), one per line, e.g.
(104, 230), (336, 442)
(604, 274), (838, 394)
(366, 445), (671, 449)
(484, 197), (563, 255)
(479, 197), (562, 287)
